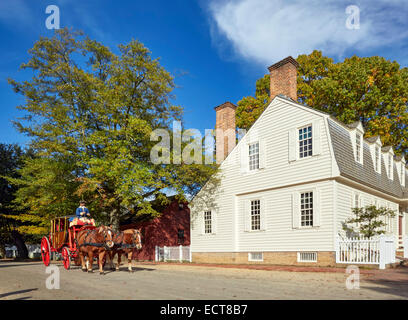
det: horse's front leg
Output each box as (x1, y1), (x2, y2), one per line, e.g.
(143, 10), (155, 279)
(127, 250), (133, 273)
(116, 251), (121, 271)
(98, 251), (105, 275)
(87, 251), (94, 273)
(79, 251), (86, 272)
(108, 251), (116, 271)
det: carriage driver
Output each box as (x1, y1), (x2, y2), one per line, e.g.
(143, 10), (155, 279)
(74, 200), (96, 226)
(76, 200), (90, 219)
(68, 201), (95, 227)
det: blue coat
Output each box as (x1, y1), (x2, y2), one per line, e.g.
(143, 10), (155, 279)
(76, 206), (90, 218)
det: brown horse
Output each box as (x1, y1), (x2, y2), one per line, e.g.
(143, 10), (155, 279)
(107, 229), (142, 272)
(76, 226), (114, 275)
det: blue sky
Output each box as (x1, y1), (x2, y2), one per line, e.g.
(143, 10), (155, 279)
(0, 0), (407, 147)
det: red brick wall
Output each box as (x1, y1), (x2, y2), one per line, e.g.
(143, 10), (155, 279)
(121, 201), (190, 261)
(268, 57), (298, 101)
(215, 102), (236, 163)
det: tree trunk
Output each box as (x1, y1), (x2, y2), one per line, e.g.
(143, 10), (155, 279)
(11, 230), (29, 259)
(0, 243), (5, 259)
(110, 207), (120, 233)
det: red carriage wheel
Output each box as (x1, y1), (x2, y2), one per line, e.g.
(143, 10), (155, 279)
(62, 247), (70, 270)
(41, 237), (51, 266)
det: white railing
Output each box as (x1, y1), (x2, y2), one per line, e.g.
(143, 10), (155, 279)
(336, 235), (396, 269)
(155, 245), (191, 262)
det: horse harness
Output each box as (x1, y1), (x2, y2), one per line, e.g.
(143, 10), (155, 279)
(77, 228), (112, 250)
(113, 232), (139, 250)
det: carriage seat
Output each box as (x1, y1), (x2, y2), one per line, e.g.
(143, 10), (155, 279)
(69, 217), (96, 228)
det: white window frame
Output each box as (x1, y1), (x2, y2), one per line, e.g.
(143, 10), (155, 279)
(300, 191), (314, 228)
(388, 153), (393, 180)
(248, 142), (260, 171)
(355, 133), (362, 163)
(298, 125), (313, 159)
(354, 193), (361, 209)
(250, 199), (261, 231)
(374, 145), (381, 173)
(204, 211), (212, 234)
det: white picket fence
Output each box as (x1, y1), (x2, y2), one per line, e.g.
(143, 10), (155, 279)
(155, 245), (191, 262)
(335, 235), (396, 269)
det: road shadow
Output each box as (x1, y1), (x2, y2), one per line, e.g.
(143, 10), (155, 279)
(0, 288), (38, 299)
(361, 266), (408, 299)
(65, 265), (156, 274)
(361, 281), (408, 299)
(0, 262), (42, 269)
(102, 266), (156, 274)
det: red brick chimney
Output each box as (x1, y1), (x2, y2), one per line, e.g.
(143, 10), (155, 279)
(268, 56), (299, 101)
(215, 102), (237, 164)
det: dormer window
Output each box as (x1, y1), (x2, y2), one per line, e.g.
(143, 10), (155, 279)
(388, 154), (393, 180)
(349, 122), (364, 164)
(355, 133), (362, 163)
(374, 146), (381, 173)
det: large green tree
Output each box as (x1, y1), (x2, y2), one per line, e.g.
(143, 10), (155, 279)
(0, 144), (36, 258)
(0, 143), (23, 257)
(236, 50), (408, 155)
(8, 29), (215, 231)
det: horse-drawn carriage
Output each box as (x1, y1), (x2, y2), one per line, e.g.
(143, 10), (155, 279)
(41, 216), (143, 274)
(40, 216), (97, 270)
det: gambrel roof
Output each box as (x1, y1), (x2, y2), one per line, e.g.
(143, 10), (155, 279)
(328, 119), (407, 199)
(276, 95), (408, 200)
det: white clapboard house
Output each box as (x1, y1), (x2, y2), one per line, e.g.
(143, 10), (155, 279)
(189, 56), (408, 267)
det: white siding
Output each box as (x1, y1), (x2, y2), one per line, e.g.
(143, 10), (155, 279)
(190, 97), (337, 253)
(335, 181), (400, 239)
(236, 181), (334, 252)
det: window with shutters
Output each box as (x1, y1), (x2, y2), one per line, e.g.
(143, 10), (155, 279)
(300, 192), (313, 227)
(248, 142), (259, 171)
(204, 211), (212, 234)
(299, 125), (312, 159)
(250, 200), (261, 231)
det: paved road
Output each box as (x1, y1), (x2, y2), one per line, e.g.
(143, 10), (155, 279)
(0, 260), (407, 300)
